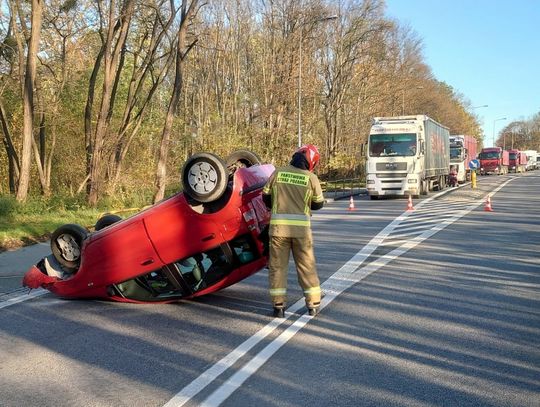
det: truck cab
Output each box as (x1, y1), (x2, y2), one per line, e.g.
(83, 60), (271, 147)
(479, 147), (509, 175)
(366, 115), (449, 199)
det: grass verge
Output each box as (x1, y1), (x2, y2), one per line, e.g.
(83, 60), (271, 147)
(0, 194), (148, 252)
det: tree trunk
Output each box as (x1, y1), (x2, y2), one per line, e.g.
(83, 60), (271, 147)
(15, 0), (43, 202)
(87, 0), (135, 206)
(153, 1), (199, 203)
(0, 100), (20, 193)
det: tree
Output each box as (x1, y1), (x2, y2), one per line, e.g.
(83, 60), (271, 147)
(153, 0), (200, 203)
(85, 0), (135, 206)
(15, 0), (44, 202)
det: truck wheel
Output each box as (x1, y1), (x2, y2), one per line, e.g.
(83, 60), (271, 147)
(181, 152), (228, 203)
(420, 180), (429, 196)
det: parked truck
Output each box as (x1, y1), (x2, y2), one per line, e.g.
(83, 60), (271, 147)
(366, 115), (450, 199)
(449, 135), (478, 183)
(478, 147), (509, 175)
(522, 150), (538, 170)
(508, 149), (527, 173)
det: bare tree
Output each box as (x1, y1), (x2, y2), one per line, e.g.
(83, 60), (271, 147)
(153, 0), (200, 203)
(15, 0), (44, 202)
(85, 0), (135, 206)
(319, 0), (387, 162)
(107, 0), (179, 192)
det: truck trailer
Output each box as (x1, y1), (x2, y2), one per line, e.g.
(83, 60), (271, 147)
(522, 150), (538, 170)
(366, 115), (450, 199)
(478, 147), (509, 175)
(508, 149), (527, 173)
(449, 135), (478, 183)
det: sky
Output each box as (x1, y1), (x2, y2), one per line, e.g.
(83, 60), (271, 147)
(384, 0), (540, 146)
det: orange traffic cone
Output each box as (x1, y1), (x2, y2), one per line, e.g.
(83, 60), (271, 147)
(406, 195), (414, 211)
(348, 195), (356, 211)
(484, 195), (493, 212)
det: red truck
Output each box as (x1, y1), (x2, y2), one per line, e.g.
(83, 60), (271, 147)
(508, 149), (527, 173)
(479, 147), (509, 175)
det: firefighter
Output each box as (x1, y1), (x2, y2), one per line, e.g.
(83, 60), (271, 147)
(262, 144), (325, 318)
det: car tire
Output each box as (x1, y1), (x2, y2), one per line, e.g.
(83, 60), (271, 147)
(182, 152), (228, 203)
(225, 150), (261, 174)
(50, 224), (89, 272)
(95, 214), (122, 231)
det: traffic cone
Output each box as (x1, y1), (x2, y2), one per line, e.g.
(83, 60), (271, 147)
(484, 195), (493, 212)
(348, 195), (356, 211)
(406, 195), (414, 211)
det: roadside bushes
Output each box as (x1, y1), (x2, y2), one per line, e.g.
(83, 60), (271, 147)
(0, 195), (18, 219)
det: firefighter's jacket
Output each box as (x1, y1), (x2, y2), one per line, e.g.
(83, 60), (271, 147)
(262, 165), (324, 238)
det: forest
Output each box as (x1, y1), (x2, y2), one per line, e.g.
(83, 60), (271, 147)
(1, 0), (539, 207)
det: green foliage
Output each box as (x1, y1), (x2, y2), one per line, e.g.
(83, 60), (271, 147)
(0, 195), (18, 219)
(0, 191), (157, 251)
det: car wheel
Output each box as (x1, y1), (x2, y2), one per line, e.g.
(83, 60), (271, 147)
(50, 224), (89, 272)
(182, 152), (228, 203)
(225, 150), (261, 174)
(95, 214), (122, 231)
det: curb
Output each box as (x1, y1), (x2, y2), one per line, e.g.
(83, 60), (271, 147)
(325, 188), (367, 203)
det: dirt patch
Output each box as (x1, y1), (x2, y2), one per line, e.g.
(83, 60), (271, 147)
(0, 234), (50, 254)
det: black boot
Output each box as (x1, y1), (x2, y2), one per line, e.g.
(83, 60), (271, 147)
(273, 307), (285, 318)
(308, 307), (319, 316)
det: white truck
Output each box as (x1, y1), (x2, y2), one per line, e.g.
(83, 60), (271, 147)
(523, 150), (538, 170)
(366, 115), (450, 199)
(449, 135), (478, 183)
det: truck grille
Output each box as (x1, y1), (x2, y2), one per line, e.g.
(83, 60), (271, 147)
(376, 172), (408, 178)
(376, 162), (407, 171)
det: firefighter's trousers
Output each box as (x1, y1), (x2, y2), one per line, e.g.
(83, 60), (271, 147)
(268, 235), (321, 309)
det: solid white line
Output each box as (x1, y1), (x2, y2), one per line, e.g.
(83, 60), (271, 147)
(163, 203), (411, 407)
(179, 179), (516, 407)
(0, 289), (46, 309)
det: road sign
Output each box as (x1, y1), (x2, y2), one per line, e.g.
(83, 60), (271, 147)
(469, 159), (480, 169)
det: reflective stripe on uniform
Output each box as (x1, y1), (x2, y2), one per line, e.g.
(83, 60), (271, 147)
(269, 288), (287, 296)
(270, 213), (310, 227)
(312, 194), (324, 203)
(303, 286), (321, 295)
(271, 219), (310, 227)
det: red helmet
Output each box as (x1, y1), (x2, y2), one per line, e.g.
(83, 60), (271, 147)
(296, 144), (320, 171)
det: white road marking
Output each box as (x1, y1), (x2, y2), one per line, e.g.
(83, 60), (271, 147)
(0, 289), (46, 309)
(163, 179), (516, 407)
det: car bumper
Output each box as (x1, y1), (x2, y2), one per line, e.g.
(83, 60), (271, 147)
(22, 265), (59, 289)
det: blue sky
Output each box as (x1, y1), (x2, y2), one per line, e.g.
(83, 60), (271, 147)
(384, 0), (540, 146)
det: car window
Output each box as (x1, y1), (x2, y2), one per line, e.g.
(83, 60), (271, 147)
(173, 235), (260, 293)
(230, 235), (257, 264)
(113, 268), (186, 301)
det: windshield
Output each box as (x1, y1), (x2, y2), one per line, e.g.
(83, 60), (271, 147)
(479, 151), (500, 159)
(509, 153), (517, 160)
(369, 133), (417, 157)
(450, 147), (463, 160)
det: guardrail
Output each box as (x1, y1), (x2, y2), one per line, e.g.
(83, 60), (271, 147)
(321, 177), (365, 200)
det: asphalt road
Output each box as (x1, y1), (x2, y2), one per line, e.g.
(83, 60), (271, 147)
(1, 173), (539, 407)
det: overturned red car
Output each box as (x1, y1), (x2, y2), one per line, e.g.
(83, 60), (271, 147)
(23, 150), (273, 303)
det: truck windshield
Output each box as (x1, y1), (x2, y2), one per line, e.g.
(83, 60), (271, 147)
(450, 147), (463, 160)
(509, 153), (517, 160)
(479, 152), (500, 159)
(369, 133), (416, 157)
